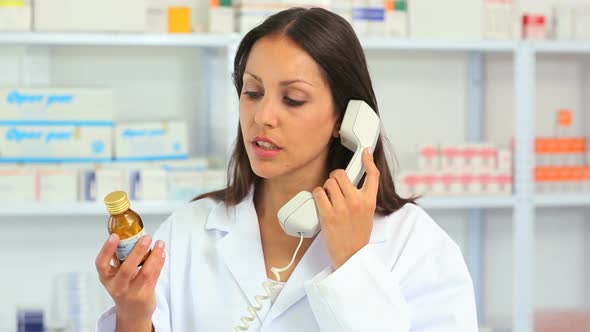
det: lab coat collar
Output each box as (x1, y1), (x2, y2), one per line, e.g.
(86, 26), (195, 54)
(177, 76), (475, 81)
(215, 187), (269, 322)
(263, 231), (331, 325)
(209, 186), (332, 325)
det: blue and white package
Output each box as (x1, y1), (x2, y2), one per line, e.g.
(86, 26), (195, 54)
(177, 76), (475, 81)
(0, 88), (113, 163)
(0, 126), (112, 162)
(114, 121), (188, 162)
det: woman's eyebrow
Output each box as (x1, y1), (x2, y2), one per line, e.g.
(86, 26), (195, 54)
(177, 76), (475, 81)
(280, 79), (313, 87)
(244, 71), (313, 87)
(244, 71), (262, 83)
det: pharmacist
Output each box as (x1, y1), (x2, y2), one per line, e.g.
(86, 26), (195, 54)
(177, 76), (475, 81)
(95, 7), (478, 332)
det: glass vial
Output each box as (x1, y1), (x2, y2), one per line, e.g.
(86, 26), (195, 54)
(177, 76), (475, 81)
(104, 191), (149, 266)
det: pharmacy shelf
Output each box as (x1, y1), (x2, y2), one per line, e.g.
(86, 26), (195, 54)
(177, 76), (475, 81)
(535, 194), (590, 208)
(0, 33), (522, 52)
(0, 201), (187, 217)
(361, 38), (517, 52)
(0, 196), (520, 216)
(418, 195), (515, 209)
(534, 41), (590, 54)
(0, 32), (236, 48)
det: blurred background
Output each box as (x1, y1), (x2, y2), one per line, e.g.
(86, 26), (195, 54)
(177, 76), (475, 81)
(0, 0), (588, 331)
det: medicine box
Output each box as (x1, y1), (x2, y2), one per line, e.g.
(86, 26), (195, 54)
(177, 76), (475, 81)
(0, 167), (35, 202)
(147, 0), (194, 33)
(0, 126), (112, 162)
(34, 0), (146, 32)
(209, 0), (234, 33)
(114, 121), (188, 161)
(0, 88), (113, 122)
(409, 0), (483, 40)
(0, 88), (113, 162)
(0, 0), (31, 31)
(36, 167), (78, 202)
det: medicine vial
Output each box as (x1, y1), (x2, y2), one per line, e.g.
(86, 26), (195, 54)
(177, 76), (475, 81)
(104, 190), (149, 266)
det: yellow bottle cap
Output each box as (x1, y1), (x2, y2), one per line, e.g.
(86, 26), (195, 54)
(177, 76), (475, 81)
(104, 191), (131, 215)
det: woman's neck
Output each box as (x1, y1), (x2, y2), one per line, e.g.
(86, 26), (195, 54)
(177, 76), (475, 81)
(254, 170), (327, 225)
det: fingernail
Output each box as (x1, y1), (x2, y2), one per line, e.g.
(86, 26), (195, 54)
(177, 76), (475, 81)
(108, 233), (118, 243)
(162, 249), (166, 259)
(156, 240), (164, 250)
(141, 236), (151, 246)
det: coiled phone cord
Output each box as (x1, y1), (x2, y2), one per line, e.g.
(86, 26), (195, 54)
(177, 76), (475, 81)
(234, 232), (305, 331)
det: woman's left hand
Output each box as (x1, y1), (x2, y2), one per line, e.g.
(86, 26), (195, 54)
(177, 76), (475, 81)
(312, 148), (380, 270)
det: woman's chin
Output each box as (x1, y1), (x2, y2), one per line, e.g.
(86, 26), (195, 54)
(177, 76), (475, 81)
(251, 164), (282, 180)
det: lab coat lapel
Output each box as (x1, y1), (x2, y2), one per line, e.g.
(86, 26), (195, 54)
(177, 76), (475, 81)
(264, 231), (331, 324)
(216, 191), (268, 319)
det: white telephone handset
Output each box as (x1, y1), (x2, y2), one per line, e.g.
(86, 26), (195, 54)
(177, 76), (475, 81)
(277, 100), (381, 238)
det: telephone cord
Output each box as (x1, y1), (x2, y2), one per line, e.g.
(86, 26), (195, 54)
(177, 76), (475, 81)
(234, 232), (305, 331)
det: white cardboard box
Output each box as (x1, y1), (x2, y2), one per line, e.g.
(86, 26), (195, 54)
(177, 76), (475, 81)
(0, 126), (112, 162)
(114, 121), (188, 161)
(409, 0), (483, 40)
(418, 145), (439, 171)
(0, 88), (113, 122)
(0, 167), (35, 202)
(95, 168), (129, 203)
(37, 167), (78, 202)
(147, 0), (195, 33)
(0, 0), (31, 31)
(0, 88), (113, 162)
(131, 169), (168, 201)
(34, 0), (147, 32)
(209, 3), (234, 33)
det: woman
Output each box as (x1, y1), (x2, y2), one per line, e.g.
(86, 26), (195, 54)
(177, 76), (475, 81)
(96, 7), (477, 332)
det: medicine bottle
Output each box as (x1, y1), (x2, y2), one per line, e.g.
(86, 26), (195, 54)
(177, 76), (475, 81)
(104, 191), (149, 266)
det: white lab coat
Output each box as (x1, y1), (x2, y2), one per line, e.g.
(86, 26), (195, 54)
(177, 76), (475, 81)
(97, 188), (478, 331)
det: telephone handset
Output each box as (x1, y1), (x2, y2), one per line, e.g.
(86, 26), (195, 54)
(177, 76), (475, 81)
(277, 100), (381, 238)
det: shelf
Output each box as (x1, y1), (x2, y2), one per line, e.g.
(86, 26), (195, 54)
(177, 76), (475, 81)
(534, 41), (590, 54)
(2, 194), (587, 216)
(2, 33), (589, 54)
(0, 196), (517, 216)
(0, 200), (187, 216)
(0, 33), (521, 52)
(361, 38), (516, 52)
(0, 32), (236, 47)
(417, 195), (515, 209)
(535, 194), (590, 208)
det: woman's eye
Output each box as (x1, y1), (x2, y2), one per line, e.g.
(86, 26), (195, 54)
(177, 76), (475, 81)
(243, 91), (263, 99)
(284, 96), (305, 107)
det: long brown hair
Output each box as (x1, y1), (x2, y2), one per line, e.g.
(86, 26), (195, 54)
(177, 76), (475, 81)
(194, 7), (415, 215)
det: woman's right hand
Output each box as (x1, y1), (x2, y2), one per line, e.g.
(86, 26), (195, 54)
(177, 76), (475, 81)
(95, 234), (166, 327)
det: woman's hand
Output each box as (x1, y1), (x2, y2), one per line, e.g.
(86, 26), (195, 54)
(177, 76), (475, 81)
(313, 148), (380, 269)
(95, 234), (166, 329)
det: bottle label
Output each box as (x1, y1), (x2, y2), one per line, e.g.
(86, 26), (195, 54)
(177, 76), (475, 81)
(116, 229), (146, 261)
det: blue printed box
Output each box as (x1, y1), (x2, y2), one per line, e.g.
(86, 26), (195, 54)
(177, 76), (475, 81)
(0, 88), (113, 162)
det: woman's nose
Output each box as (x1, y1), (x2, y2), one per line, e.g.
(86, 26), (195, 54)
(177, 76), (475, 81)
(254, 96), (278, 128)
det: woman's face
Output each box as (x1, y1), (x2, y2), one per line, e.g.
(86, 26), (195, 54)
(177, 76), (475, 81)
(239, 35), (339, 183)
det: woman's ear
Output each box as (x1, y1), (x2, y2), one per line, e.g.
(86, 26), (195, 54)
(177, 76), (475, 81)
(332, 120), (342, 138)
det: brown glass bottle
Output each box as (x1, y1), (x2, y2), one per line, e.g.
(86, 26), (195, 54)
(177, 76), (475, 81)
(104, 191), (150, 266)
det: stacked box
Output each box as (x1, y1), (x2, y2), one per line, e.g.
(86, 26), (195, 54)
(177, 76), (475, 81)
(0, 88), (113, 163)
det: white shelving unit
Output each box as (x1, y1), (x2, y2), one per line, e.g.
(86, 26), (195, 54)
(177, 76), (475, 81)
(361, 38), (516, 52)
(0, 32), (238, 47)
(0, 196), (518, 216)
(0, 201), (186, 216)
(535, 194), (590, 208)
(1, 32), (589, 332)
